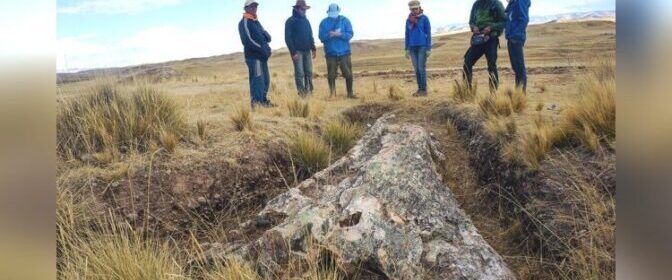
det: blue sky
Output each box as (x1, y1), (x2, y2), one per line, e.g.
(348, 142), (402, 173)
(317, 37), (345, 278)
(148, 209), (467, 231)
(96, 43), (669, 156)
(56, 0), (615, 72)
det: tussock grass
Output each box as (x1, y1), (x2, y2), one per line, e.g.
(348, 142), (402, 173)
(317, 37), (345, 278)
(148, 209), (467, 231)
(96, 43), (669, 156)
(57, 82), (187, 159)
(230, 108), (253, 131)
(559, 58), (615, 151)
(519, 115), (564, 170)
(478, 86), (526, 118)
(388, 84), (404, 101)
(288, 132), (330, 176)
(197, 119), (207, 141)
(484, 116), (517, 142)
(322, 120), (360, 155)
(452, 78), (477, 103)
(288, 99), (310, 118)
(446, 120), (458, 138)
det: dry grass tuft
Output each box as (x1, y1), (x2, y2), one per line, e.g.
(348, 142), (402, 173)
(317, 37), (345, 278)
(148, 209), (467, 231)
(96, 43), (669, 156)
(519, 116), (565, 170)
(388, 84), (405, 101)
(57, 82), (187, 159)
(446, 120), (458, 138)
(484, 116), (517, 141)
(536, 102), (545, 112)
(288, 132), (330, 176)
(197, 119), (208, 141)
(559, 58), (615, 151)
(452, 78), (477, 103)
(288, 99), (310, 118)
(159, 131), (177, 153)
(478, 86), (526, 118)
(322, 120), (360, 155)
(230, 108), (253, 131)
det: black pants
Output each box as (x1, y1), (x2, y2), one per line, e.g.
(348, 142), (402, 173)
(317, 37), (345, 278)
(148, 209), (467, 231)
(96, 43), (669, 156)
(463, 36), (499, 92)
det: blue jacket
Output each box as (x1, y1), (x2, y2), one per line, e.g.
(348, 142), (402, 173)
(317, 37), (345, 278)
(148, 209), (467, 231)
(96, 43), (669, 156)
(318, 16), (354, 58)
(238, 16), (272, 61)
(505, 0), (530, 42)
(285, 9), (316, 55)
(405, 14), (432, 50)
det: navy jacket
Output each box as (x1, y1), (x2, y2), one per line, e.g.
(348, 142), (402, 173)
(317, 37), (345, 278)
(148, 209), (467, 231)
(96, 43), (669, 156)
(318, 16), (354, 57)
(405, 15), (432, 50)
(285, 9), (316, 55)
(238, 16), (272, 61)
(505, 0), (530, 42)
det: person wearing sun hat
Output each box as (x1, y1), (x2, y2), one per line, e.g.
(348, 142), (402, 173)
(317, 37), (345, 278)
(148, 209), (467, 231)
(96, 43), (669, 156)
(319, 3), (356, 99)
(238, 0), (274, 108)
(405, 0), (432, 97)
(285, 0), (317, 97)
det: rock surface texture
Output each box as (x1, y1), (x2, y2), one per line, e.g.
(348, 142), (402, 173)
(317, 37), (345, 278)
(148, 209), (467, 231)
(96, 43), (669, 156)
(236, 115), (515, 279)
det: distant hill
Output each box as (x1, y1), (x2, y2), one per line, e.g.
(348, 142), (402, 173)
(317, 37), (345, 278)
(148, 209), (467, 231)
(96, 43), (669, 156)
(435, 10), (615, 35)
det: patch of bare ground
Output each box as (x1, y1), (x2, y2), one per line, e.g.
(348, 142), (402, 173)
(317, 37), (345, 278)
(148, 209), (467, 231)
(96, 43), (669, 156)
(58, 138), (294, 244)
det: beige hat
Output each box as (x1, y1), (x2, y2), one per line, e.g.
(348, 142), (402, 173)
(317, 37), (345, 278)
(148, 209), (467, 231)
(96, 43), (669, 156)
(408, 0), (421, 9)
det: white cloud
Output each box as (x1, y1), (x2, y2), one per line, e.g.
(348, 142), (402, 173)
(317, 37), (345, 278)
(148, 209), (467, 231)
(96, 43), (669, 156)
(57, 24), (240, 72)
(57, 0), (182, 15)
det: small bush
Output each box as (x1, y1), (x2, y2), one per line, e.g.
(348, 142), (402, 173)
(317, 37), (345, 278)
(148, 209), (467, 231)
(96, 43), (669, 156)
(230, 108), (253, 131)
(289, 132), (330, 176)
(57, 82), (187, 158)
(323, 120), (360, 155)
(452, 78), (477, 103)
(288, 100), (310, 118)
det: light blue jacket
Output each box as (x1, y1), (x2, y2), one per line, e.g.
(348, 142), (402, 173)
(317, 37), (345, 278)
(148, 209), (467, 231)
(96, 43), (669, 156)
(405, 15), (432, 50)
(318, 16), (354, 57)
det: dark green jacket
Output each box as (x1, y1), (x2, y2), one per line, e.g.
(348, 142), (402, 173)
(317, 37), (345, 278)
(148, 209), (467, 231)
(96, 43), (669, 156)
(469, 0), (507, 37)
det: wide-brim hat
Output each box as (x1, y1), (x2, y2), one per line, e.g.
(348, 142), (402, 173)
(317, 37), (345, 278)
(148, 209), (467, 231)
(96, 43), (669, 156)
(293, 0), (311, 9)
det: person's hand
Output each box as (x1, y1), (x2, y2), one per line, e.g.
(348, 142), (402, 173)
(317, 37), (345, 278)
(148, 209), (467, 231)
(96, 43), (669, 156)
(329, 31), (342, 38)
(292, 53), (299, 62)
(311, 50), (316, 59)
(426, 50), (431, 58)
(405, 50), (410, 60)
(482, 26), (492, 35)
(472, 26), (480, 34)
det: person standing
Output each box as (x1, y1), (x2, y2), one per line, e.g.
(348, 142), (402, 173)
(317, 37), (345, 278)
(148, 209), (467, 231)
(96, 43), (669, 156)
(405, 0), (432, 97)
(238, 0), (274, 108)
(505, 0), (530, 93)
(462, 0), (507, 92)
(285, 0), (317, 97)
(319, 3), (357, 99)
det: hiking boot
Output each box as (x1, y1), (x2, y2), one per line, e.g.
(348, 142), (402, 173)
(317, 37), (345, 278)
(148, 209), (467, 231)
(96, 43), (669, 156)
(413, 90), (428, 97)
(261, 100), (277, 108)
(346, 94), (359, 99)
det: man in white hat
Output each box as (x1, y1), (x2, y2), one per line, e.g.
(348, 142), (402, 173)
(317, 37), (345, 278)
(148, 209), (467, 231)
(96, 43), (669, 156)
(238, 0), (275, 108)
(318, 3), (356, 99)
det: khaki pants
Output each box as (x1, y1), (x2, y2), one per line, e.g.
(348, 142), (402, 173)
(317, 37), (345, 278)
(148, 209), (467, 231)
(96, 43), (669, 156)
(326, 55), (353, 96)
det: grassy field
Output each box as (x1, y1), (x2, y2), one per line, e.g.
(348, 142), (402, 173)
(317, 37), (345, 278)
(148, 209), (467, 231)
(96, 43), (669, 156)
(56, 20), (615, 279)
